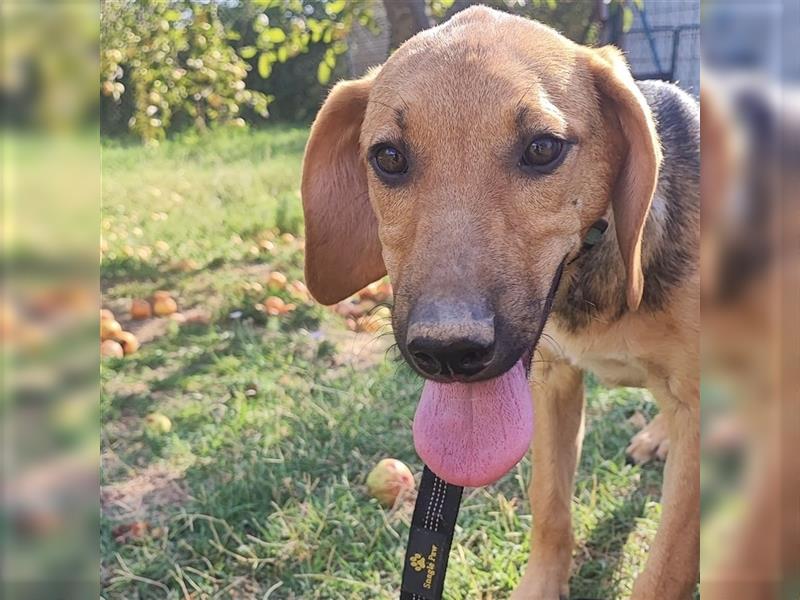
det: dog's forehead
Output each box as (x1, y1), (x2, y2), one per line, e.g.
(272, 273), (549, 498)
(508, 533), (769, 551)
(363, 14), (586, 143)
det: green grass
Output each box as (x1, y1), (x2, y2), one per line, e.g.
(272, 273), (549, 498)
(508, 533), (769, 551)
(101, 126), (664, 599)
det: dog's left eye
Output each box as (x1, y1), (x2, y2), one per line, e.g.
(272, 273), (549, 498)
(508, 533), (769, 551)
(520, 136), (566, 171)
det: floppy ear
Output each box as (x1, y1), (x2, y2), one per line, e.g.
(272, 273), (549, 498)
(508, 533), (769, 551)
(588, 46), (662, 311)
(301, 74), (386, 305)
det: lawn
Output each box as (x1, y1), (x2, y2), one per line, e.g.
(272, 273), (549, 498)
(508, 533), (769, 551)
(100, 125), (664, 599)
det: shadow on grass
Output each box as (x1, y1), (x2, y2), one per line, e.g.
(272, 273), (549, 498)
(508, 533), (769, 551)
(101, 256), (180, 288)
(570, 486), (653, 599)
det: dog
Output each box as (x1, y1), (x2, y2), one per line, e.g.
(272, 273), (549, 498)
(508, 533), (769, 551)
(301, 7), (699, 599)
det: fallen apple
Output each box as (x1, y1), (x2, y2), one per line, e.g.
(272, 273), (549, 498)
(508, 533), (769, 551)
(114, 331), (140, 355)
(130, 298), (152, 320)
(287, 280), (310, 302)
(101, 339), (124, 358)
(153, 294), (178, 317)
(100, 308), (115, 322)
(145, 412), (172, 434)
(263, 296), (296, 316)
(267, 271), (288, 291)
(100, 318), (122, 340)
(359, 281), (383, 302)
(366, 458), (415, 507)
(377, 280), (393, 299)
(171, 259), (200, 272)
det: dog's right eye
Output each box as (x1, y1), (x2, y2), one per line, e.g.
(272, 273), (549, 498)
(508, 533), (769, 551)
(372, 145), (408, 176)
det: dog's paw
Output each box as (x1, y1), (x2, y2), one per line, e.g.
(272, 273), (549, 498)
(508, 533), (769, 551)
(626, 413), (670, 465)
(510, 563), (569, 600)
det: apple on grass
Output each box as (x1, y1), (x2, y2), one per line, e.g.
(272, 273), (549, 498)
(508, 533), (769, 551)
(152, 291), (178, 316)
(366, 458), (415, 507)
(130, 298), (152, 320)
(101, 339), (124, 358)
(100, 318), (122, 340)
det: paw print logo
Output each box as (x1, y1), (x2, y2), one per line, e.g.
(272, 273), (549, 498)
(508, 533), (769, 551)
(409, 553), (426, 572)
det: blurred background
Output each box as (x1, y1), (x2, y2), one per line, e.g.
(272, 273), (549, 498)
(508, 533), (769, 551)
(97, 0), (699, 145)
(1, 0), (796, 598)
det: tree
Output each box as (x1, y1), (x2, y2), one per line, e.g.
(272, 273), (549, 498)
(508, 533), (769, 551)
(101, 0), (643, 141)
(101, 0), (270, 142)
(383, 0), (430, 50)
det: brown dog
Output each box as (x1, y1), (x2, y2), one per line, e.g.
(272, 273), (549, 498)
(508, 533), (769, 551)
(302, 7), (699, 599)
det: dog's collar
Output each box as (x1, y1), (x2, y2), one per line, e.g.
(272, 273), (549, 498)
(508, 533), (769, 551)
(583, 218), (609, 249)
(569, 218), (608, 265)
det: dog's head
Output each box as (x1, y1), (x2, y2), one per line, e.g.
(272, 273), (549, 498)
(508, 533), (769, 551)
(302, 7), (661, 384)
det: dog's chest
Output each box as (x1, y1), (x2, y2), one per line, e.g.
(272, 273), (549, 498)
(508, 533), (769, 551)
(544, 322), (651, 388)
(570, 353), (649, 388)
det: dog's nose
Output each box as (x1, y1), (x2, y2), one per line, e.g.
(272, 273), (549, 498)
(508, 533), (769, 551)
(405, 302), (495, 380)
(408, 335), (494, 378)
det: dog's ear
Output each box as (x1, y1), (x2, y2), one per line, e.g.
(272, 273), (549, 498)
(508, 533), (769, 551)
(588, 46), (662, 311)
(301, 73), (386, 305)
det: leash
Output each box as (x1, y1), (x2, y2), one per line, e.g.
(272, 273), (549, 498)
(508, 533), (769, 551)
(400, 467), (463, 600)
(399, 219), (608, 599)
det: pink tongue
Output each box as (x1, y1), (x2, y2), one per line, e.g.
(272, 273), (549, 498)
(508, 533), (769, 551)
(412, 359), (533, 487)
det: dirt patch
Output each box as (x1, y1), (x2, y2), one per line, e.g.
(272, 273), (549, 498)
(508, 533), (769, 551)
(101, 462), (189, 523)
(321, 323), (393, 371)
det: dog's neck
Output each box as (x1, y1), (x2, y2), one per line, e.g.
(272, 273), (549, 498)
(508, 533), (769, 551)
(552, 80), (701, 332)
(553, 188), (698, 332)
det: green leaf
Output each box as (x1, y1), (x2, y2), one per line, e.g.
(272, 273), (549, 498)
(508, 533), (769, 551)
(277, 46), (288, 63)
(266, 28), (286, 43)
(633, 0), (645, 9)
(317, 61), (332, 85)
(622, 7), (634, 32)
(546, 0), (557, 9)
(164, 9), (181, 22)
(240, 46), (257, 59)
(258, 53), (272, 78)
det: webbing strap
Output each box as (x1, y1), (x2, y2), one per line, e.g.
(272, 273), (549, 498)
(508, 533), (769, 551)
(399, 466), (463, 600)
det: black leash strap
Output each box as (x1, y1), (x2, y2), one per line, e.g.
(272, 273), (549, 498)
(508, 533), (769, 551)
(400, 466), (463, 600)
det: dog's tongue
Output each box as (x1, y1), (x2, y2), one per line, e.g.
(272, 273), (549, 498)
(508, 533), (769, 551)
(412, 359), (533, 487)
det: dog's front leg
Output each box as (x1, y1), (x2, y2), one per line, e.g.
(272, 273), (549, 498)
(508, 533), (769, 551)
(631, 379), (700, 599)
(512, 352), (584, 600)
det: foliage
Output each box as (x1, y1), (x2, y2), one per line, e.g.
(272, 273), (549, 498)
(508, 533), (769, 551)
(464, 0), (640, 44)
(222, 0), (371, 122)
(101, 0), (376, 140)
(101, 0), (271, 143)
(240, 0), (375, 86)
(100, 0), (644, 141)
